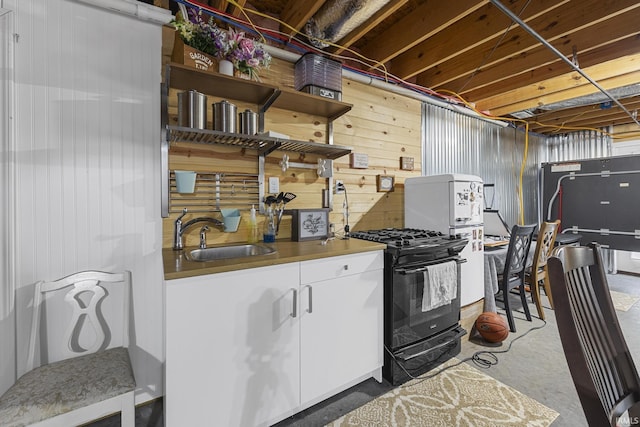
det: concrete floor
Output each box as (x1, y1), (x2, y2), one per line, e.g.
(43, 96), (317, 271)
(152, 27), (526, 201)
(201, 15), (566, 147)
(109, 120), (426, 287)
(91, 273), (640, 427)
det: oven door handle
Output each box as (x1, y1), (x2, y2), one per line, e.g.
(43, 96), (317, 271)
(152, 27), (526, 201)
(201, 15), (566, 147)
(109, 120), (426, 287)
(396, 266), (429, 275)
(396, 327), (467, 361)
(396, 259), (466, 275)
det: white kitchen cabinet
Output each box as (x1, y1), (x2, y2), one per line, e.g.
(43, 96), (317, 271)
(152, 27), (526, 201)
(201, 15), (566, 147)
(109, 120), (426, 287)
(165, 250), (384, 426)
(165, 262), (301, 427)
(299, 251), (384, 407)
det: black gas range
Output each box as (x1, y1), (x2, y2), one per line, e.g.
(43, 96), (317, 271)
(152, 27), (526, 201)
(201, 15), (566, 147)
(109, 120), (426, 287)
(350, 228), (467, 265)
(350, 228), (468, 385)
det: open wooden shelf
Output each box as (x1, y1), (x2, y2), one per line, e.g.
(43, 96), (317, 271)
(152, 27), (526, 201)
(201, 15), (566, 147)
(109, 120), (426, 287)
(273, 87), (352, 120)
(166, 63), (352, 120)
(162, 63), (353, 217)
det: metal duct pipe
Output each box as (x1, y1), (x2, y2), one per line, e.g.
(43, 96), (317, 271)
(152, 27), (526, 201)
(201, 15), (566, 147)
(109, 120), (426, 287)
(306, 0), (390, 48)
(264, 44), (509, 128)
(489, 0), (640, 128)
(76, 0), (172, 24)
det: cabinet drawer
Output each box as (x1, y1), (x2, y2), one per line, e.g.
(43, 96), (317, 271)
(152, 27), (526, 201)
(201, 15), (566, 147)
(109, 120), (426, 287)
(300, 251), (383, 284)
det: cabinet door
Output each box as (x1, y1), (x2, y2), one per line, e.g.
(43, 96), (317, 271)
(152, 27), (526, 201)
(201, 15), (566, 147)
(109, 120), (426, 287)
(165, 262), (301, 427)
(299, 252), (384, 405)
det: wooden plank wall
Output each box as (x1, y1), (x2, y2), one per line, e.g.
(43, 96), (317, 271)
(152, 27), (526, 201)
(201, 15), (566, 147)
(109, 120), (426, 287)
(163, 29), (422, 248)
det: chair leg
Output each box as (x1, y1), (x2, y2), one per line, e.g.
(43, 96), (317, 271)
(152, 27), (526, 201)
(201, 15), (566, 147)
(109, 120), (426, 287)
(502, 289), (517, 332)
(543, 275), (554, 309)
(519, 284), (532, 321)
(530, 278), (545, 320)
(120, 392), (135, 427)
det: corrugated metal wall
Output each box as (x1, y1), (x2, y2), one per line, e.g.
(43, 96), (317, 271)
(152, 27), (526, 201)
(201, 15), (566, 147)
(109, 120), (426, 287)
(546, 128), (612, 162)
(9, 0), (165, 402)
(422, 103), (546, 229)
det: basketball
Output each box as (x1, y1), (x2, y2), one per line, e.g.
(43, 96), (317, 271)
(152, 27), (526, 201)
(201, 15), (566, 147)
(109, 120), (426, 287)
(475, 312), (509, 343)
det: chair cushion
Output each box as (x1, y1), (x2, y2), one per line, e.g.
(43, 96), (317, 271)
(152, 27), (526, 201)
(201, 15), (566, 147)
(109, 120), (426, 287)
(0, 347), (135, 427)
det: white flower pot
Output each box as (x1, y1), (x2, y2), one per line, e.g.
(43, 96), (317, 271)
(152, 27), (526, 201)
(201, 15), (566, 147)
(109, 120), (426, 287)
(218, 59), (234, 76)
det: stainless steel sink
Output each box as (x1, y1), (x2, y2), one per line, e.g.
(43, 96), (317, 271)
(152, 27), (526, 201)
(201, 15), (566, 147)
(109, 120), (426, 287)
(185, 244), (276, 262)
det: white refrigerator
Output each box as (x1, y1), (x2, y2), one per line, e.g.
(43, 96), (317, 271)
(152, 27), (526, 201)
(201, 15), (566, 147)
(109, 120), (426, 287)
(405, 174), (484, 307)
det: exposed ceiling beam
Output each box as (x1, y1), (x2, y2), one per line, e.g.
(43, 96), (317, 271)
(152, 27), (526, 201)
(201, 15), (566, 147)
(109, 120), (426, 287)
(330, 0), (409, 55)
(390, 0), (564, 80)
(209, 0), (229, 13)
(227, 0), (247, 17)
(488, 0), (640, 126)
(418, 0), (640, 93)
(279, 0), (326, 37)
(533, 98), (640, 125)
(527, 96), (640, 131)
(477, 55), (640, 115)
(161, 0), (640, 135)
(462, 35), (640, 103)
(358, 0), (488, 67)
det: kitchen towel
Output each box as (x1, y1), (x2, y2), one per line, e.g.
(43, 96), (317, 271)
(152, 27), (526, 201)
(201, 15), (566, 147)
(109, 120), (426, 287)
(422, 261), (457, 311)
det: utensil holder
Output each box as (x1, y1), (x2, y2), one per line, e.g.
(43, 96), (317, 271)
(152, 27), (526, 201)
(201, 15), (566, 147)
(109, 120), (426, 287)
(174, 170), (197, 193)
(221, 208), (241, 232)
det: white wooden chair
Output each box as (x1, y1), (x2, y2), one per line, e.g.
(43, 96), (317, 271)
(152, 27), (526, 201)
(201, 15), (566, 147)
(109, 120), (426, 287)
(0, 271), (135, 427)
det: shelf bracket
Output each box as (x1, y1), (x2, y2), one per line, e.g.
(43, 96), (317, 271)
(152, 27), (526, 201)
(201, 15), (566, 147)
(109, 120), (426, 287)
(161, 82), (170, 218)
(278, 154), (333, 178)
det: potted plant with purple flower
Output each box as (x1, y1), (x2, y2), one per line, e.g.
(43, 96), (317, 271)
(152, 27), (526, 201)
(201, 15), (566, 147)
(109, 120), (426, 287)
(170, 8), (227, 73)
(218, 28), (272, 81)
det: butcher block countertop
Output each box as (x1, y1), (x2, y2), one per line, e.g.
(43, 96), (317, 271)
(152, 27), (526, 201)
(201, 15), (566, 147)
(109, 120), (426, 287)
(163, 238), (386, 280)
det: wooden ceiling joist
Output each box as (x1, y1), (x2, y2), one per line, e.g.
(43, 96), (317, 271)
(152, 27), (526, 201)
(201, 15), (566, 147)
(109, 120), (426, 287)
(419, 0), (640, 94)
(161, 0), (640, 133)
(279, 0), (325, 37)
(390, 0), (565, 80)
(461, 35), (640, 106)
(479, 58), (640, 116)
(359, 0), (488, 67)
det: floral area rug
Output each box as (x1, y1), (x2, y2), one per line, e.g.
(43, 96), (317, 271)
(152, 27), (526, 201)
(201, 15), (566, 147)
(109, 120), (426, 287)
(325, 358), (558, 427)
(610, 290), (640, 312)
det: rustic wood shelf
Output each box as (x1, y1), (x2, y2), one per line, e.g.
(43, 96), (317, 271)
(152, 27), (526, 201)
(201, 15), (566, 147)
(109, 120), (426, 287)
(166, 63), (277, 106)
(162, 63), (353, 217)
(273, 87), (352, 120)
(166, 63), (352, 120)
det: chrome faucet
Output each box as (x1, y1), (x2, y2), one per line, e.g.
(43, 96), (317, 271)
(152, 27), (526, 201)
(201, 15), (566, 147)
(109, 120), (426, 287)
(199, 225), (209, 249)
(173, 208), (223, 250)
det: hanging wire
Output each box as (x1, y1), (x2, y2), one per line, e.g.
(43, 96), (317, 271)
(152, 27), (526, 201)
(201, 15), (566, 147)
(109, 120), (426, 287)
(457, 0), (533, 93)
(169, 0), (640, 195)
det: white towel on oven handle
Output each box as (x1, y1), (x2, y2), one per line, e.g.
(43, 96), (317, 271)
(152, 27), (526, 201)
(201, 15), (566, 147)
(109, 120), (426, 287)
(422, 260), (457, 312)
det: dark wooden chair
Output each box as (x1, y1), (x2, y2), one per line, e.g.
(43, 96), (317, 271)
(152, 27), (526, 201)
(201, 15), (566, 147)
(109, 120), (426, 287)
(497, 223), (537, 332)
(525, 220), (560, 320)
(548, 243), (640, 426)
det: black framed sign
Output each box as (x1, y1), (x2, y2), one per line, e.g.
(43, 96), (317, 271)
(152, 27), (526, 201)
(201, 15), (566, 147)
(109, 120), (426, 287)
(290, 208), (330, 241)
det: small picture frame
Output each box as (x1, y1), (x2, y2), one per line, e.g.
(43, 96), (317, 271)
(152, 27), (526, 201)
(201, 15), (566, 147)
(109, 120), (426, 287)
(290, 208), (330, 241)
(376, 175), (395, 192)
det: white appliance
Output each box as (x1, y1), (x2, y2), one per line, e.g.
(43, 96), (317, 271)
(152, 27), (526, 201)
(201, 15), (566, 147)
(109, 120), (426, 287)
(405, 174), (484, 306)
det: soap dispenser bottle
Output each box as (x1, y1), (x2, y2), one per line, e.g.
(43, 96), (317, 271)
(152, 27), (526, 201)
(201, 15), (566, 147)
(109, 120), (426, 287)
(248, 205), (259, 243)
(263, 206), (276, 243)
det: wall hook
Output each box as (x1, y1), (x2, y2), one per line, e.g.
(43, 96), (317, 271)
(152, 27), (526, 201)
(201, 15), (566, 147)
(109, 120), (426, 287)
(280, 154), (290, 172)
